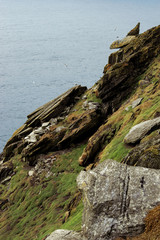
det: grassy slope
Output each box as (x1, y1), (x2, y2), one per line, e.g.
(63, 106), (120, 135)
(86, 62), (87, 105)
(0, 55), (159, 240)
(100, 54), (160, 163)
(0, 145), (85, 240)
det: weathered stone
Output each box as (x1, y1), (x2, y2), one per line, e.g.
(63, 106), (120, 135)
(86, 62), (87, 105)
(82, 101), (100, 110)
(1, 176), (12, 184)
(103, 64), (112, 73)
(82, 95), (87, 100)
(131, 98), (143, 109)
(0, 162), (13, 182)
(55, 126), (66, 133)
(108, 50), (123, 65)
(28, 170), (34, 176)
(125, 105), (132, 111)
(77, 159), (160, 240)
(124, 117), (160, 144)
(58, 107), (103, 149)
(25, 132), (37, 144)
(45, 229), (84, 240)
(88, 102), (100, 110)
(98, 25), (160, 113)
(18, 127), (33, 137)
(23, 127), (67, 165)
(125, 98), (143, 111)
(26, 85), (87, 127)
(49, 118), (58, 125)
(122, 132), (160, 169)
(42, 122), (50, 129)
(3, 141), (20, 161)
(34, 127), (44, 135)
(139, 79), (150, 88)
(79, 123), (116, 166)
(127, 22), (140, 36)
(110, 36), (136, 49)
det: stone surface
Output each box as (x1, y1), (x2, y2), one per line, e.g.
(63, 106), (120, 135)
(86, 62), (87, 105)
(131, 98), (143, 109)
(77, 159), (160, 240)
(58, 107), (103, 149)
(3, 85), (87, 161)
(42, 122), (50, 128)
(98, 25), (160, 114)
(125, 98), (143, 111)
(127, 22), (140, 36)
(45, 229), (84, 240)
(139, 79), (150, 88)
(26, 85), (87, 127)
(124, 117), (160, 144)
(0, 162), (13, 182)
(79, 123), (116, 166)
(110, 36), (136, 49)
(122, 132), (160, 169)
(28, 170), (34, 176)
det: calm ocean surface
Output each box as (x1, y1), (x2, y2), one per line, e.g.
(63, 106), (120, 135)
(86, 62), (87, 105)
(0, 0), (160, 152)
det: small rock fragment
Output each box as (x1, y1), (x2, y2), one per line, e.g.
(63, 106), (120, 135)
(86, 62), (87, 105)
(131, 98), (143, 109)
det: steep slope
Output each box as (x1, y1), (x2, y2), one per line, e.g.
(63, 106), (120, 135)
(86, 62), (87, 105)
(0, 24), (160, 240)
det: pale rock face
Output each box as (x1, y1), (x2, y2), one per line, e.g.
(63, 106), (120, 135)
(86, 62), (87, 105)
(131, 98), (143, 109)
(125, 98), (143, 111)
(42, 122), (50, 129)
(124, 117), (160, 144)
(28, 170), (34, 177)
(45, 229), (84, 240)
(77, 159), (160, 240)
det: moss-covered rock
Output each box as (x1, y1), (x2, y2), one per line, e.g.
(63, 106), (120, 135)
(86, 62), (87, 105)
(122, 131), (160, 169)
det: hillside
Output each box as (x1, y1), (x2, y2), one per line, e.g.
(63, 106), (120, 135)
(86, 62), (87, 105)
(0, 23), (160, 240)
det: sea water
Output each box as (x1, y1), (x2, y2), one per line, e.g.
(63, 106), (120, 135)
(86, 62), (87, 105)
(0, 0), (160, 151)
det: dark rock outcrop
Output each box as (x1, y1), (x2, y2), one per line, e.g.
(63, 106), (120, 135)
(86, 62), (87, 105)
(0, 161), (13, 182)
(100, 25), (160, 114)
(122, 131), (160, 169)
(3, 85), (87, 161)
(127, 22), (140, 36)
(26, 85), (87, 127)
(79, 122), (117, 166)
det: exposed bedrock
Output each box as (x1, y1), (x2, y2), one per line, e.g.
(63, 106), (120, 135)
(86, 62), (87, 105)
(122, 131), (160, 169)
(45, 229), (86, 240)
(77, 159), (160, 240)
(3, 85), (87, 161)
(101, 25), (160, 114)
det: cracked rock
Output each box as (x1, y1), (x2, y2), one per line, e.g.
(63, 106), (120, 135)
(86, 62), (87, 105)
(77, 159), (160, 240)
(45, 229), (84, 240)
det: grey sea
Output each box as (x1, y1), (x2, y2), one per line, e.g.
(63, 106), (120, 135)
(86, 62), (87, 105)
(0, 0), (160, 151)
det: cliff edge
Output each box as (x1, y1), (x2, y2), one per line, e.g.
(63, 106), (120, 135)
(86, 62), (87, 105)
(0, 23), (160, 240)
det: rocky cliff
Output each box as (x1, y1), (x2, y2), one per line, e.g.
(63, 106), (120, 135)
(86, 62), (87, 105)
(0, 24), (160, 240)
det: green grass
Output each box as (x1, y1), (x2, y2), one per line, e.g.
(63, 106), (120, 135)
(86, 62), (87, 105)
(0, 145), (85, 240)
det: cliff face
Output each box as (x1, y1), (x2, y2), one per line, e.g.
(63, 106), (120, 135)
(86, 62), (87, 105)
(0, 24), (160, 240)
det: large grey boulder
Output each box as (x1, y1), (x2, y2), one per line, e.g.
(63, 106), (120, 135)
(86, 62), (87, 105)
(77, 159), (160, 240)
(45, 229), (84, 240)
(124, 117), (160, 144)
